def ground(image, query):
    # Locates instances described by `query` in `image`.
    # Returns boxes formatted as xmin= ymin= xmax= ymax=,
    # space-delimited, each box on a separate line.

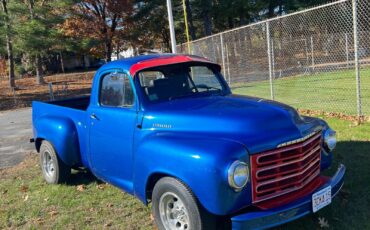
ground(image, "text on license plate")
xmin=312 ymin=186 xmax=332 ymax=213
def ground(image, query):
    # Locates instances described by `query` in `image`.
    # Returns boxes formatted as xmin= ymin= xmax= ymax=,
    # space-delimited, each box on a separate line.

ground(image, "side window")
xmin=100 ymin=72 xmax=134 ymax=107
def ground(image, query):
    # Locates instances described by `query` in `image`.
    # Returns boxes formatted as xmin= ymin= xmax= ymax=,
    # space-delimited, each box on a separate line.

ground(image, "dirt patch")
xmin=298 ymin=109 xmax=370 ymax=124
xmin=0 ymin=153 xmax=38 ymax=179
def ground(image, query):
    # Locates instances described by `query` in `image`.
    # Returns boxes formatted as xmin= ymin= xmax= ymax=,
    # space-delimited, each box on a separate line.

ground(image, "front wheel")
xmin=39 ymin=141 xmax=71 ymax=184
xmin=152 ymin=177 xmax=218 ymax=230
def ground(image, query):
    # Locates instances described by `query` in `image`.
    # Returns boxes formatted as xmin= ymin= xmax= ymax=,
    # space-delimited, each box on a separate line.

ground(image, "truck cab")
xmin=32 ymin=54 xmax=345 ymax=230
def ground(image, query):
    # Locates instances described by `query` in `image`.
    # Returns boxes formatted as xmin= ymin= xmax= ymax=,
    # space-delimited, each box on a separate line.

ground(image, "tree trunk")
xmin=103 ymin=25 xmax=112 ymax=62
xmin=203 ymin=13 xmax=212 ymax=36
xmin=59 ymin=51 xmax=65 ymax=73
xmin=278 ymin=0 xmax=283 ymax=16
xmin=162 ymin=31 xmax=171 ymax=52
xmin=201 ymin=0 xmax=212 ymax=36
xmin=185 ymin=0 xmax=196 ymax=40
xmin=268 ymin=0 xmax=275 ymax=18
xmin=227 ymin=16 xmax=234 ymax=29
xmin=28 ymin=0 xmax=44 ymax=84
xmin=104 ymin=41 xmax=112 ymax=62
xmin=35 ymin=55 xmax=44 ymax=85
xmin=116 ymin=42 xmax=120 ymax=60
xmin=6 ymin=36 xmax=15 ymax=88
xmin=1 ymin=0 xmax=15 ymax=89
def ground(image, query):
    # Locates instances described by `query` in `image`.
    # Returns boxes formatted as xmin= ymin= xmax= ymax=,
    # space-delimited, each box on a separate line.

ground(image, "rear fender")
xmin=34 ymin=115 xmax=80 ymax=166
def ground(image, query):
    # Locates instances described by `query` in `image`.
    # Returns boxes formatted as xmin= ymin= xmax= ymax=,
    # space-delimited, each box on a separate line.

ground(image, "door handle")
xmin=90 ymin=113 xmax=99 ymax=120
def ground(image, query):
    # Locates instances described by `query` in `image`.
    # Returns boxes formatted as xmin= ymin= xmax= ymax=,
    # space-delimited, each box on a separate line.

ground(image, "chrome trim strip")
xmin=277 ymin=130 xmax=321 ymax=148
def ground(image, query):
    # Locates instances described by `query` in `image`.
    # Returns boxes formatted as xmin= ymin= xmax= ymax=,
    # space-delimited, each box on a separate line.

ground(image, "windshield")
xmin=138 ymin=64 xmax=226 ymax=102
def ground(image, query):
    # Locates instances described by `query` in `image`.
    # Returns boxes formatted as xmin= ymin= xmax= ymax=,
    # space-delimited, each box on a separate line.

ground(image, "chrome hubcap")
xmin=42 ymin=151 xmax=55 ymax=178
xmin=159 ymin=192 xmax=190 ymax=230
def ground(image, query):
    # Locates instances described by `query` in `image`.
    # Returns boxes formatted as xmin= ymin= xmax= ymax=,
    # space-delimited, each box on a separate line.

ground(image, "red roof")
xmin=129 ymin=55 xmax=220 ymax=76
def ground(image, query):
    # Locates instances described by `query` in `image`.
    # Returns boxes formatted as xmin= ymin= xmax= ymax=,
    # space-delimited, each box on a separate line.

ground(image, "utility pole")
xmin=166 ymin=0 xmax=177 ymax=53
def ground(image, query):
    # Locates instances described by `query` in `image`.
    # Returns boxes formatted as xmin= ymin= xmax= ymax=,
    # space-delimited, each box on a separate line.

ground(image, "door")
xmin=88 ymin=71 xmax=137 ymax=192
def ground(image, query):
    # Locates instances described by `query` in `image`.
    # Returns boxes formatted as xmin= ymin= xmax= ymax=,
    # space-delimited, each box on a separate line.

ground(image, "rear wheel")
xmin=152 ymin=177 xmax=219 ymax=230
xmin=39 ymin=141 xmax=70 ymax=184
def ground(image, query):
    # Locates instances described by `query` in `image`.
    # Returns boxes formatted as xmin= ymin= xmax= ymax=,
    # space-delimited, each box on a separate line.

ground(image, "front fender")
xmin=33 ymin=115 xmax=80 ymax=166
xmin=302 ymin=116 xmax=333 ymax=170
xmin=133 ymin=132 xmax=252 ymax=215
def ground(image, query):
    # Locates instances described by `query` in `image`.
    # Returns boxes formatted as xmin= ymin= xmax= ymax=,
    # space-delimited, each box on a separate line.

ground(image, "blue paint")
xmin=32 ymin=54 xmax=345 ymax=228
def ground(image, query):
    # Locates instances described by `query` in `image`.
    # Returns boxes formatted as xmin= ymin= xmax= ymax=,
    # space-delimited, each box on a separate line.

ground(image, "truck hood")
xmin=142 ymin=94 xmax=324 ymax=154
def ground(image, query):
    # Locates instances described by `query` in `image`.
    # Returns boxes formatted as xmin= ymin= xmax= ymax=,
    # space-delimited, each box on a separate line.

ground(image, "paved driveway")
xmin=0 ymin=108 xmax=34 ymax=169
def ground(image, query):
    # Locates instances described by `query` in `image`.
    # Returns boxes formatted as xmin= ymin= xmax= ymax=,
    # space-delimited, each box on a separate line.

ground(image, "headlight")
xmin=324 ymin=128 xmax=337 ymax=151
xmin=228 ymin=160 xmax=249 ymax=191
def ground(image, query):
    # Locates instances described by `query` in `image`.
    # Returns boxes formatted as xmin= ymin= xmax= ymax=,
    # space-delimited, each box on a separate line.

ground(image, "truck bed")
xmin=47 ymin=96 xmax=90 ymax=111
xmin=32 ymin=96 xmax=91 ymax=168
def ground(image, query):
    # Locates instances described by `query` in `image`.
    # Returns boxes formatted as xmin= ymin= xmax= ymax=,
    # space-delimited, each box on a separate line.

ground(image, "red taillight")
xmin=250 ymin=132 xmax=322 ymax=203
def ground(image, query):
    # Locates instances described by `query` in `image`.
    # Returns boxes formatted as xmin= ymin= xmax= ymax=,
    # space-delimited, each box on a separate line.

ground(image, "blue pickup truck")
xmin=32 ymin=54 xmax=345 ymax=230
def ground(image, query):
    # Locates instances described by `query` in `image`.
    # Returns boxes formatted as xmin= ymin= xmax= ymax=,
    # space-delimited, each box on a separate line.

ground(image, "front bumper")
xmin=231 ymin=164 xmax=346 ymax=230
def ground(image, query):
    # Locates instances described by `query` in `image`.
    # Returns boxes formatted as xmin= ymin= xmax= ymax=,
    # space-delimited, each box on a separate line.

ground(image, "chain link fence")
xmin=178 ymin=0 xmax=370 ymax=117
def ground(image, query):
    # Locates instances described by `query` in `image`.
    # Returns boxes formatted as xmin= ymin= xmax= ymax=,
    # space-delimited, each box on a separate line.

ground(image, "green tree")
xmin=10 ymin=0 xmax=69 ymax=84
xmin=1 ymin=0 xmax=15 ymax=88
xmin=193 ymin=0 xmax=212 ymax=36
xmin=131 ymin=0 xmax=172 ymax=52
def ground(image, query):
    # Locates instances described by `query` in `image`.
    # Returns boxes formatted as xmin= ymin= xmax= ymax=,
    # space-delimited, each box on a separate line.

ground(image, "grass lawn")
xmin=0 ymin=116 xmax=369 ymax=229
xmin=232 ymin=68 xmax=370 ymax=116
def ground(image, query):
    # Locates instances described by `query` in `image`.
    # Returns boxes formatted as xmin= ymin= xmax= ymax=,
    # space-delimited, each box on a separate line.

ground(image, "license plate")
xmin=312 ymin=186 xmax=332 ymax=213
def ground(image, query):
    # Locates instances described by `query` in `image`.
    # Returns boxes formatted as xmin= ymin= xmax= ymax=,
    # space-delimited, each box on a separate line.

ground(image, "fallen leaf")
xmin=85 ymin=216 xmax=93 ymax=223
xmin=35 ymin=217 xmax=44 ymax=224
xmin=49 ymin=210 xmax=58 ymax=217
xmin=20 ymin=185 xmax=29 ymax=193
xmin=318 ymin=217 xmax=329 ymax=228
xmin=77 ymin=185 xmax=86 ymax=192
xmin=96 ymin=184 xmax=105 ymax=190
xmin=351 ymin=120 xmax=360 ymax=127
xmin=23 ymin=195 xmax=29 ymax=202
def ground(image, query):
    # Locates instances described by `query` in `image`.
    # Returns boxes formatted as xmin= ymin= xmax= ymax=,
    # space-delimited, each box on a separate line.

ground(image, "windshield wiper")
xmin=168 ymin=89 xmax=226 ymax=101
xmin=168 ymin=93 xmax=197 ymax=101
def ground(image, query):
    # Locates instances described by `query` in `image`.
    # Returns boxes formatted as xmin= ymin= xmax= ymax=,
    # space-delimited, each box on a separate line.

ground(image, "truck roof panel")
xmin=98 ymin=54 xmax=221 ymax=76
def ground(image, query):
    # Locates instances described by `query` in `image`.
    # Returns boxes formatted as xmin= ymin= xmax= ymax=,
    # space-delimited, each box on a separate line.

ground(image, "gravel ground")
xmin=0 ymin=108 xmax=34 ymax=169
